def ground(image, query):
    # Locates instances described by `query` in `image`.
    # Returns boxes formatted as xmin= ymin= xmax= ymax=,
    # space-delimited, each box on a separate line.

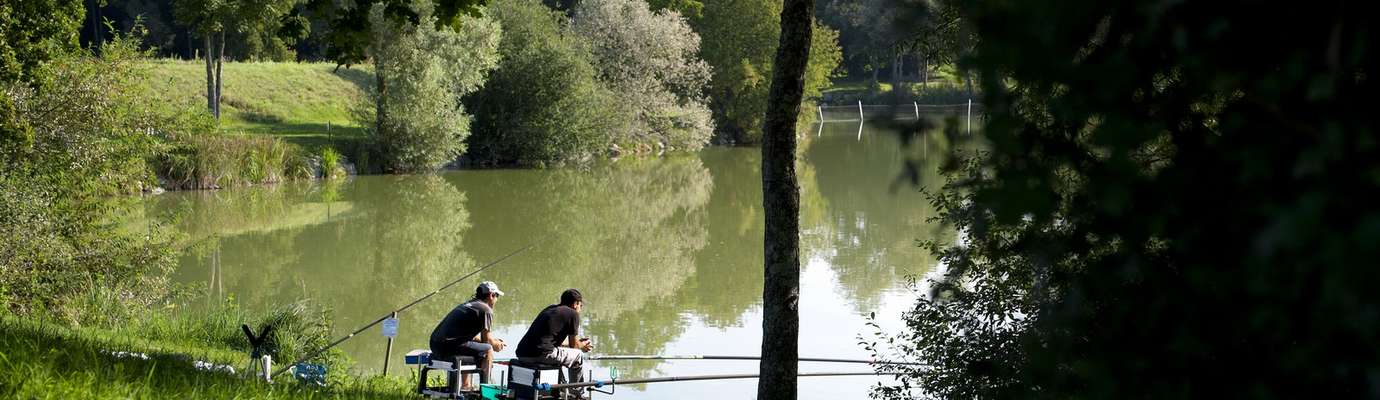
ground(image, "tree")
xmin=358 ymin=1 xmax=500 ymax=172
xmin=0 ymin=0 xmax=85 ymax=85
xmin=693 ymin=0 xmax=839 ymax=144
xmin=758 ymin=0 xmax=812 ymax=398
xmin=173 ymin=0 xmax=300 ymax=120
xmin=303 ymin=0 xmax=488 ymax=68
xmin=871 ymin=0 xmax=1376 ymax=398
xmin=2 ymin=30 xmax=185 ymax=314
xmin=464 ymin=0 xmax=626 ymax=166
xmin=570 ymin=0 xmax=714 ymax=152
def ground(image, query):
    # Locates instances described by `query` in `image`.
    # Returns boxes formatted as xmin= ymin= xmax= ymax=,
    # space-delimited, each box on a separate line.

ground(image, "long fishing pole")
xmin=539 ymin=371 xmax=906 ymax=391
xmin=585 ymin=355 xmax=926 ymax=366
xmin=270 ymin=236 xmax=548 ymax=378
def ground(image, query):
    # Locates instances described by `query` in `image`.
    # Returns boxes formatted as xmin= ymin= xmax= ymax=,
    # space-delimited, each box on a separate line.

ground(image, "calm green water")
xmin=139 ymin=119 xmax=955 ymax=399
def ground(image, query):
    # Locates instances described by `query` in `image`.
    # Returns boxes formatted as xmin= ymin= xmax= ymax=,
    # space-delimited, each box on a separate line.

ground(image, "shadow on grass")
xmin=0 ymin=319 xmax=415 ymax=399
xmin=331 ymin=67 xmax=376 ymax=94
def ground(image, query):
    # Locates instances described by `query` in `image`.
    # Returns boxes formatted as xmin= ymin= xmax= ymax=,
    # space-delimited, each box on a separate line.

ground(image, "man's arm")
xmin=481 ymin=330 xmax=505 ymax=351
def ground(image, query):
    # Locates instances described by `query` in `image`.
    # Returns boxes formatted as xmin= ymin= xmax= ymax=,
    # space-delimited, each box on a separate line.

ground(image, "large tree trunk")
xmin=214 ymin=30 xmax=225 ymax=120
xmin=373 ymin=55 xmax=386 ymax=146
xmin=891 ymin=49 xmax=903 ymax=100
xmin=204 ymin=35 xmax=214 ymax=115
xmin=757 ymin=0 xmax=811 ymax=398
xmin=921 ymin=53 xmax=929 ymax=90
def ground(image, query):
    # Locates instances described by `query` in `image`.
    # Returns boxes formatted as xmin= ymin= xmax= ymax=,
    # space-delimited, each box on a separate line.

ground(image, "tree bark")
xmin=373 ymin=53 xmax=387 ymax=146
xmin=891 ymin=49 xmax=903 ymax=100
xmin=204 ymin=35 xmax=214 ymax=115
xmin=921 ymin=54 xmax=929 ymax=90
xmin=758 ymin=0 xmax=810 ymax=398
xmin=215 ymin=30 xmax=225 ymax=120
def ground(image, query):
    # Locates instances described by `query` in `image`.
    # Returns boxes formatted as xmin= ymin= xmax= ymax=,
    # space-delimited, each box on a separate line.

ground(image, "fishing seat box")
xmin=507 ymin=358 xmax=565 ymax=400
xmin=407 ymin=349 xmax=483 ymax=398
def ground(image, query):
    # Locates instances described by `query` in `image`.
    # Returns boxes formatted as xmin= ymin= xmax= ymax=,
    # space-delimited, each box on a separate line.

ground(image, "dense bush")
xmin=466 ymin=0 xmax=628 ymax=166
xmin=571 ymin=0 xmax=714 ymax=152
xmin=357 ymin=2 xmax=501 ymax=173
xmin=1 ymin=32 xmax=182 ymax=315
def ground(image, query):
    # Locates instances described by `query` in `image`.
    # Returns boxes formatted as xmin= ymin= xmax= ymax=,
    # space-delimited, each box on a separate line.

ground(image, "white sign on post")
xmin=382 ymin=317 xmax=399 ymax=338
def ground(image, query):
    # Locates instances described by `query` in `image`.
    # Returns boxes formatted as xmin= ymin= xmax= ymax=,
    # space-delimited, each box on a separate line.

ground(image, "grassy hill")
xmin=143 ymin=60 xmax=373 ymax=148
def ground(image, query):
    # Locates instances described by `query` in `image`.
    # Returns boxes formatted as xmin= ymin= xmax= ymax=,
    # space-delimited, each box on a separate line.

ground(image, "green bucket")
xmin=480 ymin=384 xmax=508 ymax=400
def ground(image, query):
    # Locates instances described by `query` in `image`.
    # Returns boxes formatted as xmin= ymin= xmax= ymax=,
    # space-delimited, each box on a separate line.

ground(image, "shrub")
xmin=466 ymin=0 xmax=628 ymax=166
xmin=571 ymin=0 xmax=714 ymax=152
xmin=355 ymin=2 xmax=501 ymax=173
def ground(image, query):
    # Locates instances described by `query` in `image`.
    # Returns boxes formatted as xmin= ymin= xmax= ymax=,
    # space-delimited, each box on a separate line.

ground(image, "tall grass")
xmin=158 ymin=134 xmax=314 ymax=190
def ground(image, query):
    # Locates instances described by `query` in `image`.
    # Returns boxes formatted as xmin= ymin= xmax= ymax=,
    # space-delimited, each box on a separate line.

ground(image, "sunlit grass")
xmin=0 ymin=309 xmax=414 ymax=399
xmin=141 ymin=60 xmax=372 ymax=148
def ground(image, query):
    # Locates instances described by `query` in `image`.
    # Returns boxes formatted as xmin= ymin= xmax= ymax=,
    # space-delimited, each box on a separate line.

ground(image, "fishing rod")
xmin=539 ymin=371 xmax=906 ymax=391
xmin=270 ymin=236 xmax=548 ymax=378
xmin=584 ymin=355 xmax=926 ymax=366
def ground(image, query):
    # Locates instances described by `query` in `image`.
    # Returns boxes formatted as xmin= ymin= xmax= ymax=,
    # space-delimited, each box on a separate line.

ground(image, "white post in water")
xmin=816 ymin=105 xmax=825 ymax=137
xmin=857 ymin=100 xmax=864 ymax=122
xmin=966 ymin=99 xmax=973 ymax=135
xmin=913 ymin=101 xmax=920 ymax=120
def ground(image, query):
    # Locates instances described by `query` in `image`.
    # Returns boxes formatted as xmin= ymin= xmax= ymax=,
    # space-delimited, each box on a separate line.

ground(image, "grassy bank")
xmin=0 ymin=317 xmax=412 ymax=399
xmin=0 ymin=298 xmax=413 ymax=399
xmin=142 ymin=60 xmax=371 ymax=149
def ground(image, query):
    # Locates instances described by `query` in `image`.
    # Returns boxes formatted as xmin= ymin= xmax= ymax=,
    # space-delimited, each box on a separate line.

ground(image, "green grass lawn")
xmin=0 ymin=317 xmax=414 ymax=399
xmin=143 ymin=60 xmax=373 ymax=149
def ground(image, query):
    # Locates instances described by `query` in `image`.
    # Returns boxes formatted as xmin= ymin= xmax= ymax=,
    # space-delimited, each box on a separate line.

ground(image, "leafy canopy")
xmin=872 ymin=0 xmax=1376 ymax=398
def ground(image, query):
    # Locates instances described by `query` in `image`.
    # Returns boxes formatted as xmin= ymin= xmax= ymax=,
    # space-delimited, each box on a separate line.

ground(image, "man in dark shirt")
xmin=430 ymin=281 xmax=507 ymax=388
xmin=516 ymin=288 xmax=593 ymax=395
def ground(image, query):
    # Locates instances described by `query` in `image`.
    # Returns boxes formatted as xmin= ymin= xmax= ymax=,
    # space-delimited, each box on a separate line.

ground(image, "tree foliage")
xmin=357 ymin=1 xmax=500 ymax=172
xmin=1 ymin=32 xmax=186 ymax=314
xmin=692 ymin=0 xmax=840 ymax=144
xmin=872 ymin=0 xmax=1376 ymax=398
xmin=465 ymin=0 xmax=625 ymax=166
xmin=0 ymin=0 xmax=85 ymax=84
xmin=570 ymin=0 xmax=713 ymax=152
xmin=302 ymin=0 xmax=489 ymax=67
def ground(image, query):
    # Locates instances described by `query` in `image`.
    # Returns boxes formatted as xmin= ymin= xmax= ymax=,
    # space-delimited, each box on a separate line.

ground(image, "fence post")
xmin=966 ymin=99 xmax=972 ymax=135
xmin=382 ymin=312 xmax=397 ymax=375
xmin=818 ymin=105 xmax=824 ymax=123
xmin=913 ymin=101 xmax=919 ymax=120
xmin=857 ymin=100 xmax=864 ymax=122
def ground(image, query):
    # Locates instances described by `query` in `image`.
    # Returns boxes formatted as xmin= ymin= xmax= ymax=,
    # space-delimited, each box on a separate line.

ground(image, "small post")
xmin=382 ymin=312 xmax=398 ymax=375
xmin=261 ymin=355 xmax=273 ymax=382
xmin=857 ymin=100 xmax=864 ymax=122
xmin=913 ymin=101 xmax=919 ymax=120
xmin=966 ymin=99 xmax=972 ymax=135
xmin=817 ymin=105 xmax=824 ymax=123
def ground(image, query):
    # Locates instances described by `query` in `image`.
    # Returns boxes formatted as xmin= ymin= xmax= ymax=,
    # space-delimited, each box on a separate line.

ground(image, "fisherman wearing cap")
xmin=430 ymin=281 xmax=507 ymax=389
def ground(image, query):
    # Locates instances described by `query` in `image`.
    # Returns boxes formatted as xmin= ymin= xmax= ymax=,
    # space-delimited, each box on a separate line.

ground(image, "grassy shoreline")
xmin=0 ymin=307 xmax=413 ymax=399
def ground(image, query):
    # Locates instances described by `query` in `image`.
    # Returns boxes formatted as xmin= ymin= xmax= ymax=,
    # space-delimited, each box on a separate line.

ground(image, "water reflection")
xmin=143 ymin=120 xmax=954 ymax=397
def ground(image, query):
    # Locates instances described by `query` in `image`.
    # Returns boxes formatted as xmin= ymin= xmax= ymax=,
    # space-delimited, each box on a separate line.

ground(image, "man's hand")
xmin=579 ymin=337 xmax=594 ymax=353
xmin=493 ymin=338 xmax=506 ymax=352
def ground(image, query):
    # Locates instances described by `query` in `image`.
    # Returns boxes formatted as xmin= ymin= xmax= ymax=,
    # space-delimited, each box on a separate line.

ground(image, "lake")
xmin=138 ymin=118 xmax=959 ymax=399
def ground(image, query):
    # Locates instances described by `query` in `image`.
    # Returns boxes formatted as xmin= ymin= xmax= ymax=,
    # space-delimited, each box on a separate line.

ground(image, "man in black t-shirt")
xmin=516 ymin=288 xmax=593 ymax=395
xmin=431 ymin=281 xmax=507 ymax=388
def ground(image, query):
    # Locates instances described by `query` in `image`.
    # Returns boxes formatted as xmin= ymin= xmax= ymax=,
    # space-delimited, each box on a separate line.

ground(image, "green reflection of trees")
xmin=467 ymin=156 xmax=711 ymax=322
xmin=802 ymin=121 xmax=951 ymax=312
xmin=457 ymin=156 xmax=713 ymax=377
xmin=676 ymin=149 xmax=765 ymax=328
